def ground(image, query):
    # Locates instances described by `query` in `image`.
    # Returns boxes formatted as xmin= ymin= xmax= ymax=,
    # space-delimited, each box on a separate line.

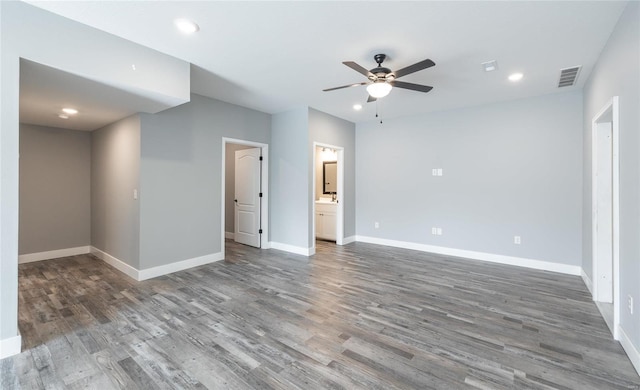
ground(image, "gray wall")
xmin=270 ymin=108 xmax=310 ymax=249
xmin=270 ymin=107 xmax=356 ymax=249
xmin=309 ymin=108 xmax=356 ymax=241
xmin=225 ymin=143 xmax=253 ymax=234
xmin=139 ymin=94 xmax=270 ymax=269
xmin=91 ymin=115 xmax=141 ymax=268
xmin=19 ymin=124 xmax=91 ymax=254
xmin=356 ymin=92 xmax=583 ymax=266
xmin=582 ymin=1 xmax=640 ymax=352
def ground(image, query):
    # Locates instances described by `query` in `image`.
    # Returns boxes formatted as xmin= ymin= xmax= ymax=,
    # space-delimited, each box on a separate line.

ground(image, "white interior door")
xmin=234 ymin=148 xmax=261 ymax=248
xmin=595 ymin=122 xmax=613 ymax=303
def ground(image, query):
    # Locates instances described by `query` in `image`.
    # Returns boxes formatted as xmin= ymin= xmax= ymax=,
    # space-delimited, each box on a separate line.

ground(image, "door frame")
xmin=312 ymin=142 xmax=344 ymax=252
xmin=221 ymin=138 xmax=269 ymax=257
xmin=591 ymin=96 xmax=620 ymax=339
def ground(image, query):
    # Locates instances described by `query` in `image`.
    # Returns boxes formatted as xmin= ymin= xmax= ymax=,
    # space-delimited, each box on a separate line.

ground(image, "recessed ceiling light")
xmin=482 ymin=60 xmax=498 ymax=72
xmin=58 ymin=114 xmax=69 ymax=119
xmin=175 ymin=18 xmax=199 ymax=34
xmin=353 ymin=104 xmax=362 ymax=111
xmin=62 ymin=108 xmax=78 ymax=115
xmin=508 ymin=73 xmax=524 ymax=82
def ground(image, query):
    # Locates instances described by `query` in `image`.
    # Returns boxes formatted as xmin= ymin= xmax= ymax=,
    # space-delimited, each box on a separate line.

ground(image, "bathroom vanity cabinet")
xmin=315 ymin=202 xmax=337 ymax=241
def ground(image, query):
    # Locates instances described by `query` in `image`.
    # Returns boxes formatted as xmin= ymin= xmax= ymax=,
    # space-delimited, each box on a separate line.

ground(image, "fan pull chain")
xmin=376 ymin=100 xmax=383 ymax=124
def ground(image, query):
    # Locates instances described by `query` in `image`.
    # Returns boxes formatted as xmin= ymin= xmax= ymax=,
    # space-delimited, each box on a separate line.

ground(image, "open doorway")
xmin=17 ymin=59 xmax=154 ymax=266
xmin=221 ymin=138 xmax=269 ymax=256
xmin=591 ymin=96 xmax=620 ymax=339
xmin=312 ymin=142 xmax=344 ymax=252
xmin=16 ymin=58 xmax=159 ymax=354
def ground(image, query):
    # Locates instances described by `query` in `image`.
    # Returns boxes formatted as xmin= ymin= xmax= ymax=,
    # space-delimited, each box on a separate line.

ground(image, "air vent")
xmin=558 ymin=66 xmax=581 ymax=87
xmin=481 ymin=60 xmax=498 ymax=72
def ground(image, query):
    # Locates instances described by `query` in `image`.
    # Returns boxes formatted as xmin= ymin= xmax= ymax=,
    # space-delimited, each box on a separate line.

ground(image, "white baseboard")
xmin=225 ymin=232 xmax=235 ymax=239
xmin=91 ymin=246 xmax=224 ymax=281
xmin=138 ymin=252 xmax=223 ymax=281
xmin=19 ymin=246 xmax=90 ymax=264
xmin=0 ymin=334 xmax=21 ymax=359
xmin=342 ymin=235 xmax=356 ymax=245
xmin=618 ymin=325 xmax=640 ymax=376
xmin=581 ymin=269 xmax=593 ymax=295
xmin=354 ymin=236 xmax=581 ymax=276
xmin=269 ymin=241 xmax=313 ymax=257
xmin=90 ymin=247 xmax=139 ymax=280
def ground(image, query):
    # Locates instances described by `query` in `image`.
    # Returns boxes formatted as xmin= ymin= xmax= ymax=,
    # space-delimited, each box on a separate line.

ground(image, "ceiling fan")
xmin=323 ymin=54 xmax=435 ymax=102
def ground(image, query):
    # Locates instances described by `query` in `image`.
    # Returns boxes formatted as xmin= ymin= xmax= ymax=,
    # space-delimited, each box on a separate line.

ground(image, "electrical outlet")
xmin=437 ymin=168 xmax=443 ymax=176
xmin=432 ymin=169 xmax=437 ymax=176
xmin=514 ymin=236 xmax=521 ymax=245
xmin=374 ymin=222 xmax=379 ymax=229
xmin=629 ymin=295 xmax=634 ymax=315
xmin=133 ymin=189 xmax=138 ymax=200
xmin=437 ymin=227 xmax=442 ymax=235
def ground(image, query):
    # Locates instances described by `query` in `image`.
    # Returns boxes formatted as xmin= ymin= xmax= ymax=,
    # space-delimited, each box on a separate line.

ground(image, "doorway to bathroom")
xmin=312 ymin=143 xmax=344 ymax=252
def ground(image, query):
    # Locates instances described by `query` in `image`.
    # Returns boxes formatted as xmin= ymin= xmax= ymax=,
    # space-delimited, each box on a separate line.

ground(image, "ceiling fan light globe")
xmin=366 ymin=82 xmax=392 ymax=98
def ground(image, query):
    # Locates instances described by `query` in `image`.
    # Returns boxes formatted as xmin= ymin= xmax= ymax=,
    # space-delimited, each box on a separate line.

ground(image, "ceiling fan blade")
xmin=367 ymin=95 xmax=377 ymax=103
xmin=393 ymin=59 xmax=435 ymax=78
xmin=343 ymin=61 xmax=374 ymax=78
xmin=390 ymin=81 xmax=433 ymax=93
xmin=323 ymin=82 xmax=367 ymax=92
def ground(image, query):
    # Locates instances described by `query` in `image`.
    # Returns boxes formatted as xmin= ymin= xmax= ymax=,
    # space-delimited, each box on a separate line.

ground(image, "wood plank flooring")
xmin=2 ymin=240 xmax=639 ymax=389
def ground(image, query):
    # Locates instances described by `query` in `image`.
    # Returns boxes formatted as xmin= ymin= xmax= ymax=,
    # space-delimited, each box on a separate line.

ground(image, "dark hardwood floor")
xmin=1 ymin=240 xmax=639 ymax=389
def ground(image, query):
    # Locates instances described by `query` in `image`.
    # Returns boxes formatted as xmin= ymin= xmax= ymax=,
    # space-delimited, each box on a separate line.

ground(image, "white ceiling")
xmin=20 ymin=59 xmax=177 ymax=131
xmin=25 ymin=1 xmax=627 ymax=127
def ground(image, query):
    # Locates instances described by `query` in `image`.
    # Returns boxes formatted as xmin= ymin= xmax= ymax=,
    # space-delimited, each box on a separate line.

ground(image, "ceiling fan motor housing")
xmin=369 ymin=67 xmax=392 ymax=79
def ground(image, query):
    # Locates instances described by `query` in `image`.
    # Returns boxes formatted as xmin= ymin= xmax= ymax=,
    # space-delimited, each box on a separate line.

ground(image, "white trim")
xmin=342 ymin=235 xmax=356 ymax=245
xmin=619 ymin=325 xmax=640 ymax=376
xmin=18 ymin=246 xmax=90 ymax=263
xmin=91 ymin=247 xmax=138 ymax=280
xmin=91 ymin=246 xmax=224 ymax=281
xmin=612 ymin=96 xmax=621 ymax=340
xmin=225 ymin=232 xmax=235 ymax=240
xmin=269 ymin=241 xmax=313 ymax=257
xmin=591 ymin=96 xmax=620 ymax=339
xmin=137 ymin=252 xmax=223 ymax=281
xmin=221 ymin=138 xmax=269 ymax=257
xmin=355 ymin=236 xmax=581 ymax=275
xmin=0 ymin=334 xmax=21 ymax=359
xmin=581 ymin=269 xmax=593 ymax=295
xmin=336 ymin=148 xmax=345 ymax=246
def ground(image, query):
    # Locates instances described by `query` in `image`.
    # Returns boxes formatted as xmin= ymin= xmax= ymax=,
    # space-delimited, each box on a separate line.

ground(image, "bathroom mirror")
xmin=323 ymin=161 xmax=337 ymax=194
